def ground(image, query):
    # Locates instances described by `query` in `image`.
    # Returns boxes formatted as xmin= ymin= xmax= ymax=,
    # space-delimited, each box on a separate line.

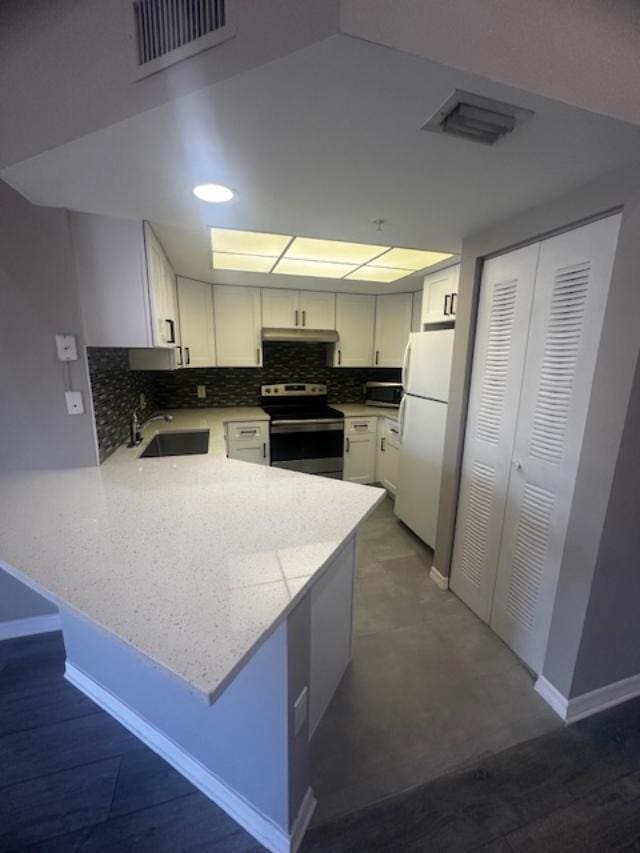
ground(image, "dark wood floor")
xmin=2 ymin=631 xmax=640 ymax=852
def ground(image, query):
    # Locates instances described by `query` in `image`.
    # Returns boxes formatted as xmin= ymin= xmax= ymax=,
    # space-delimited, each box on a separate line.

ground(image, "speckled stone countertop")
xmin=334 ymin=404 xmax=399 ymax=419
xmin=0 ymin=407 xmax=384 ymax=703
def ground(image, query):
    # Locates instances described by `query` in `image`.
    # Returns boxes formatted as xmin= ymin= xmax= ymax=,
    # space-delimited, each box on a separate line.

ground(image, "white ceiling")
xmin=4 ymin=34 xmax=640 ymax=293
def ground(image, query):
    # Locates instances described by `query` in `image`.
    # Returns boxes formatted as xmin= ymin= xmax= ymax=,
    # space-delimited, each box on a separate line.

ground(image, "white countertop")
xmin=0 ymin=407 xmax=383 ymax=703
xmin=334 ymin=404 xmax=399 ymax=419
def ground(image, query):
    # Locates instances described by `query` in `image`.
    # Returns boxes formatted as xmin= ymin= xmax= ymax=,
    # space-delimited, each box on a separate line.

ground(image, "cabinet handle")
xmin=380 ymin=437 xmax=386 ymax=452
xmin=256 ymin=348 xmax=261 ymax=365
xmin=263 ymin=442 xmax=267 ymax=459
xmin=450 ymin=292 xmax=457 ymax=316
xmin=375 ymin=350 xmax=380 ymax=365
xmin=302 ymin=310 xmax=306 ymax=327
xmin=166 ymin=318 xmax=176 ymax=343
xmin=443 ymin=294 xmax=451 ymax=317
xmin=337 ymin=349 xmax=342 ymax=366
xmin=345 ymin=437 xmax=350 ymax=453
xmin=295 ymin=310 xmax=299 ymax=327
xmin=185 ymin=346 xmax=191 ymax=365
xmin=176 ymin=346 xmax=183 ymax=367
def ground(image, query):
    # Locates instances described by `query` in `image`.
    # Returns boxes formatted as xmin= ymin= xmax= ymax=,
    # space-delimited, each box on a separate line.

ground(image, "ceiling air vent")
xmin=130 ymin=0 xmax=235 ymax=80
xmin=422 ymin=90 xmax=534 ymax=146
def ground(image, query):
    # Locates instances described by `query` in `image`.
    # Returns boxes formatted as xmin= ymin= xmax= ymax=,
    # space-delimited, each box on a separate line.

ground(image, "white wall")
xmin=341 ymin=0 xmax=640 ymax=125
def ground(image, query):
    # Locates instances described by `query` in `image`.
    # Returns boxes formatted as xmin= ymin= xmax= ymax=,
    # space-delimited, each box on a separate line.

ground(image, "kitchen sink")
xmin=140 ymin=430 xmax=210 ymax=458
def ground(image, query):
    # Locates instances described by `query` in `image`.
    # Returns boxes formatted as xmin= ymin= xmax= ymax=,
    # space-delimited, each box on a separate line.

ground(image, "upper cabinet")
xmin=178 ymin=278 xmax=216 ymax=368
xmin=333 ymin=294 xmax=375 ymax=367
xmin=421 ymin=265 xmax=460 ymax=325
xmin=71 ymin=213 xmax=179 ymax=350
xmin=374 ymin=293 xmax=413 ymax=367
xmin=214 ymin=285 xmax=262 ymax=367
xmin=262 ymin=289 xmax=335 ymax=330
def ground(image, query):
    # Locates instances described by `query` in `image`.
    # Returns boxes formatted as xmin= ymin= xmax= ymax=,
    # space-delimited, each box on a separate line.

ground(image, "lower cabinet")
xmin=377 ymin=417 xmax=400 ymax=495
xmin=343 ymin=417 xmax=377 ymax=484
xmin=225 ymin=421 xmax=270 ymax=465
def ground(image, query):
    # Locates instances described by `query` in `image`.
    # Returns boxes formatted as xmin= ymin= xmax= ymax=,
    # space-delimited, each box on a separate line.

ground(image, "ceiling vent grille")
xmin=130 ymin=0 xmax=234 ymax=80
xmin=422 ymin=90 xmax=534 ymax=146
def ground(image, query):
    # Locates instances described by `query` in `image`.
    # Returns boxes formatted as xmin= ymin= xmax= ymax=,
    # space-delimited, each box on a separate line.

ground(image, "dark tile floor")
xmin=2 ymin=497 xmax=640 ymax=851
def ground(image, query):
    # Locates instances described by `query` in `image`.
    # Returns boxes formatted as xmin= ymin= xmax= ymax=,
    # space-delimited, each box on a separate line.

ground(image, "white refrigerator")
xmin=394 ymin=329 xmax=455 ymax=548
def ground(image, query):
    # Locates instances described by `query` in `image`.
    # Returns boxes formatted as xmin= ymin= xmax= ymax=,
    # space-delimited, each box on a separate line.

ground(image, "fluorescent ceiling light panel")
xmin=211 ymin=228 xmax=291 ymax=257
xmin=370 ymin=248 xmax=453 ymax=269
xmin=273 ymin=258 xmax=357 ymax=279
xmin=213 ymin=252 xmax=276 ymax=273
xmin=286 ymin=237 xmax=389 ymax=265
xmin=346 ymin=266 xmax=412 ymax=283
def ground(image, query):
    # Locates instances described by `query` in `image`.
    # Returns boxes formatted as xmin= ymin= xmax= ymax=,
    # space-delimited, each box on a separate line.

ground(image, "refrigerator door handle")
xmin=398 ymin=396 xmax=407 ymax=444
xmin=401 ymin=339 xmax=412 ymax=390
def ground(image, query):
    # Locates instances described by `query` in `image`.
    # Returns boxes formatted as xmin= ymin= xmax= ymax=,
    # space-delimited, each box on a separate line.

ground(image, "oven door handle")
xmin=271 ymin=421 xmax=345 ymax=433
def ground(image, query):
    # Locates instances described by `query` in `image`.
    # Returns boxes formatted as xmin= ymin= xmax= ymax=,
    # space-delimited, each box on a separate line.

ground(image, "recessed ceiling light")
xmin=211 ymin=228 xmax=291 ymax=256
xmin=369 ymin=248 xmax=453 ymax=270
xmin=213 ymin=253 xmax=276 ymax=273
xmin=272 ymin=257 xmax=357 ymax=279
xmin=347 ymin=266 xmax=413 ymax=283
xmin=286 ymin=237 xmax=389 ymax=265
xmin=193 ymin=183 xmax=235 ymax=203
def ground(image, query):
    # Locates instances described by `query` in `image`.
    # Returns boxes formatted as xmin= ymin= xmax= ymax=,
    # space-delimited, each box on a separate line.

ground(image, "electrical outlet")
xmin=139 ymin=393 xmax=146 ymax=409
xmin=55 ymin=334 xmax=78 ymax=362
xmin=65 ymin=391 xmax=84 ymax=415
xmin=197 ymin=385 xmax=207 ymax=399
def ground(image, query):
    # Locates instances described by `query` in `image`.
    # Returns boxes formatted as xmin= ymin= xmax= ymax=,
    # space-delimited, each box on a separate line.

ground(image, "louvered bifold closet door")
xmin=450 ymin=245 xmax=540 ymax=620
xmin=489 ymin=214 xmax=621 ymax=673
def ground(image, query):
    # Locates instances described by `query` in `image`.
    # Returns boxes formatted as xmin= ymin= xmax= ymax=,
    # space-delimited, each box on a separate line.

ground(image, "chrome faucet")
xmin=128 ymin=411 xmax=174 ymax=447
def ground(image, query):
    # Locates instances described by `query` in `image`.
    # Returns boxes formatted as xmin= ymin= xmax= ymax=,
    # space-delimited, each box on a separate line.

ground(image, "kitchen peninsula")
xmin=0 ymin=430 xmax=383 ymax=853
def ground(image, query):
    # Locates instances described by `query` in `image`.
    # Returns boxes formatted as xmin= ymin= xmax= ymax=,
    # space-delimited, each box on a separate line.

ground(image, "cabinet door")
xmin=300 ymin=291 xmax=336 ymax=329
xmin=343 ymin=418 xmax=377 ymax=483
xmin=411 ymin=290 xmax=423 ymax=332
xmin=374 ymin=293 xmax=413 ymax=367
xmin=214 ymin=286 xmax=262 ymax=367
xmin=378 ymin=419 xmax=400 ymax=494
xmin=450 ymin=246 xmax=539 ymax=621
xmin=262 ymin=289 xmax=299 ymax=329
xmin=227 ymin=442 xmax=270 ymax=466
xmin=145 ymin=223 xmax=179 ymax=349
xmin=422 ymin=265 xmax=460 ymax=324
xmin=334 ymin=294 xmax=375 ymax=367
xmin=178 ymin=278 xmax=216 ymax=368
xmin=489 ymin=214 xmax=621 ymax=673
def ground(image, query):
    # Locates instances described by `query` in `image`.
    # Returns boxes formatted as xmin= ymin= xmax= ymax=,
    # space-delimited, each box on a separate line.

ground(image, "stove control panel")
xmin=261 ymin=384 xmax=327 ymax=396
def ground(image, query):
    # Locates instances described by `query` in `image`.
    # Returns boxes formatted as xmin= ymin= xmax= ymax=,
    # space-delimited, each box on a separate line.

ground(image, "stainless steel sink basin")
xmin=140 ymin=430 xmax=210 ymax=458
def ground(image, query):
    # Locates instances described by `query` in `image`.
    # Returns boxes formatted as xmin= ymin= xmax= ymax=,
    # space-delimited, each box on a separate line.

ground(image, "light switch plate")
xmin=197 ymin=385 xmax=207 ymax=399
xmin=55 ymin=334 xmax=78 ymax=361
xmin=293 ymin=686 xmax=308 ymax=735
xmin=65 ymin=391 xmax=84 ymax=415
xmin=139 ymin=393 xmax=146 ymax=409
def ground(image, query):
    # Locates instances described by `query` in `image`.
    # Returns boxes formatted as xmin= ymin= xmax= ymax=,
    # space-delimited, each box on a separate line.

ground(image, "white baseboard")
xmin=429 ymin=566 xmax=449 ymax=590
xmin=0 ymin=612 xmax=61 ymax=641
xmin=535 ymin=672 xmax=640 ymax=724
xmin=65 ymin=663 xmax=316 ymax=853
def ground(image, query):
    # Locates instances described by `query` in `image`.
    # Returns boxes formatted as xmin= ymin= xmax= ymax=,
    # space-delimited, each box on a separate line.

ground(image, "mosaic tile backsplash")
xmin=88 ymin=343 xmax=400 ymax=462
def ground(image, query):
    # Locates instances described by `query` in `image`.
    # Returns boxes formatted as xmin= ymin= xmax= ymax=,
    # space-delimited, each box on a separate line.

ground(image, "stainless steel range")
xmin=260 ymin=384 xmax=344 ymax=479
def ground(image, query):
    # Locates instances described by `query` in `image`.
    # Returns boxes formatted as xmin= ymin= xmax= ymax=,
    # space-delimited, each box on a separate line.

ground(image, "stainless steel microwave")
xmin=364 ymin=381 xmax=403 ymax=409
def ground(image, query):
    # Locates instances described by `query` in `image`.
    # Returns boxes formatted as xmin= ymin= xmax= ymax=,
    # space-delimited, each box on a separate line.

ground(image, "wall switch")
xmin=197 ymin=385 xmax=207 ymax=399
xmin=55 ymin=334 xmax=78 ymax=361
xmin=139 ymin=393 xmax=146 ymax=409
xmin=293 ymin=686 xmax=308 ymax=736
xmin=65 ymin=391 xmax=84 ymax=415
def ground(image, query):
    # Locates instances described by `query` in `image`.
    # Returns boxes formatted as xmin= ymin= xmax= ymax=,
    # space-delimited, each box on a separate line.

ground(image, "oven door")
xmin=270 ymin=421 xmax=344 ymax=477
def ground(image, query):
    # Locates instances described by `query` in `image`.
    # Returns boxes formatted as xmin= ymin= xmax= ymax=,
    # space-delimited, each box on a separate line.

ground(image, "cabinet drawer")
xmin=345 ymin=417 xmax=377 ymax=435
xmin=226 ymin=421 xmax=268 ymax=441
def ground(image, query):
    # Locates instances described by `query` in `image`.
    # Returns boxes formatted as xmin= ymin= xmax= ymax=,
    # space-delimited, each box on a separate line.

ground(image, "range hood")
xmin=261 ymin=327 xmax=339 ymax=344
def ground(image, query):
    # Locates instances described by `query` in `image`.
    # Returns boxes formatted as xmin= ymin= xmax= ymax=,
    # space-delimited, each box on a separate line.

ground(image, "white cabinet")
xmin=262 ymin=289 xmax=335 ymax=330
xmin=377 ymin=417 xmax=400 ymax=495
xmin=421 ymin=265 xmax=460 ymax=325
xmin=225 ymin=421 xmax=269 ymax=465
xmin=373 ymin=293 xmax=413 ymax=367
xmin=214 ymin=286 xmax=262 ymax=367
xmin=450 ymin=215 xmax=621 ymax=673
xmin=343 ymin=417 xmax=377 ymax=484
xmin=71 ymin=213 xmax=179 ymax=350
xmin=411 ymin=290 xmax=423 ymax=332
xmin=333 ymin=294 xmax=375 ymax=367
xmin=178 ymin=278 xmax=216 ymax=368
